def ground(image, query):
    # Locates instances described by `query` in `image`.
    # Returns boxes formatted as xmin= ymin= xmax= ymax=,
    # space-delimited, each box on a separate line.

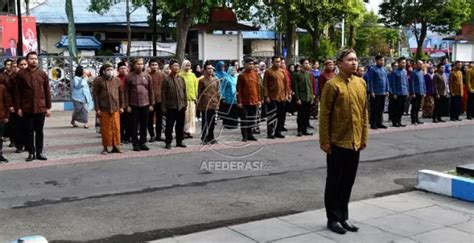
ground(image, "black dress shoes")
xmin=297 ymin=132 xmax=303 ymax=137
xmin=176 ymin=143 xmax=187 ymax=148
xmin=302 ymin=132 xmax=313 ymax=136
xmin=149 ymin=137 xmax=156 ymax=142
xmin=165 ymin=144 xmax=172 ymax=149
xmin=340 ymin=220 xmax=359 ymax=232
xmin=36 ymin=154 xmax=48 ymax=161
xmin=248 ymin=136 xmax=258 ymax=141
xmin=275 ymin=134 xmax=285 ymax=139
xmin=26 ymin=154 xmax=35 ymax=162
xmin=327 ymin=221 xmax=346 ymax=234
xmin=267 ymin=135 xmax=275 ymax=139
xmin=139 ymin=144 xmax=150 ymax=151
xmin=377 ymin=125 xmax=388 ymax=129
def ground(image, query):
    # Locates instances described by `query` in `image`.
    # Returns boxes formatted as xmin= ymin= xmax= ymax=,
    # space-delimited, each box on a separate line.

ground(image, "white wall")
xmin=453 ymin=42 xmax=474 ymax=62
xmin=251 ymin=40 xmax=274 ymax=56
xmin=39 ymin=25 xmax=65 ymax=54
xmin=199 ymin=32 xmax=243 ymax=61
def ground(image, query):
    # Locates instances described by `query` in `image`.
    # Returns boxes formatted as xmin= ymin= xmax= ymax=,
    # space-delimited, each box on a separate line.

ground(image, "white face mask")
xmin=105 ymin=70 xmax=114 ymax=78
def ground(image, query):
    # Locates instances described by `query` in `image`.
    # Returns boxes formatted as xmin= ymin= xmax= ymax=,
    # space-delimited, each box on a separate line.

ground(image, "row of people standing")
xmin=0 ymin=52 xmax=52 ymax=163
xmin=366 ymin=55 xmax=474 ymax=129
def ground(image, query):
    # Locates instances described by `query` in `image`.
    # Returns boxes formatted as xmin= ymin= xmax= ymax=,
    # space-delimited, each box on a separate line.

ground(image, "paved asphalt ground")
xmin=0 ymin=112 xmax=473 ymax=242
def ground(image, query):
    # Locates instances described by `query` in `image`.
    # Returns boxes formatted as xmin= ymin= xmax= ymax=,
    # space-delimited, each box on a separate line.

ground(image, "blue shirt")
xmin=390 ymin=68 xmax=408 ymax=96
xmin=368 ymin=65 xmax=389 ymax=95
xmin=410 ymin=69 xmax=426 ymax=95
xmin=312 ymin=69 xmax=321 ymax=80
xmin=71 ymin=76 xmax=93 ymax=111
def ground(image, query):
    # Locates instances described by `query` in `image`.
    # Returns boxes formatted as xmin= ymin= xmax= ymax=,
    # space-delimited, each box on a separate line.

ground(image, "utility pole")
xmin=17 ymin=0 xmax=23 ymax=56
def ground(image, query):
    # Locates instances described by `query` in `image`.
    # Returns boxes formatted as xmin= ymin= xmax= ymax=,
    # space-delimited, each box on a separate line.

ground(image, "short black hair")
xmin=397 ymin=57 xmax=406 ymax=63
xmin=117 ymin=61 xmax=127 ymax=69
xmin=375 ymin=55 xmax=384 ymax=61
xmin=300 ymin=58 xmax=309 ymax=65
xmin=26 ymin=51 xmax=38 ymax=59
xmin=169 ymin=59 xmax=179 ymax=66
xmin=149 ymin=58 xmax=159 ymax=65
xmin=454 ymin=61 xmax=461 ymax=65
xmin=4 ymin=59 xmax=13 ymax=66
xmin=9 ymin=38 xmax=16 ymax=43
xmin=16 ymin=57 xmax=26 ymax=65
xmin=271 ymin=56 xmax=281 ymax=62
xmin=204 ymin=60 xmax=213 ymax=69
xmin=391 ymin=62 xmax=397 ymax=68
xmin=336 ymin=48 xmax=356 ymax=62
xmin=75 ymin=66 xmax=84 ymax=77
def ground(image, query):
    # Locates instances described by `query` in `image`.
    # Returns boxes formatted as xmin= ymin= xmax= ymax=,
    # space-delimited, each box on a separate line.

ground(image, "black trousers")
xmin=297 ymin=101 xmax=311 ymax=133
xmin=450 ymin=95 xmax=462 ymax=120
xmin=10 ymin=113 xmax=25 ymax=150
xmin=0 ymin=122 xmax=4 ymax=154
xmin=201 ymin=110 xmax=216 ymax=143
xmin=24 ymin=113 xmax=45 ymax=155
xmin=120 ymin=112 xmax=131 ymax=143
xmin=165 ymin=108 xmax=185 ymax=145
xmin=410 ymin=94 xmax=423 ymax=122
xmin=266 ymin=101 xmax=286 ymax=136
xmin=391 ymin=95 xmax=407 ymax=125
xmin=148 ymin=103 xmax=163 ymax=139
xmin=239 ymin=105 xmax=257 ymax=139
xmin=370 ymin=95 xmax=385 ymax=127
xmin=433 ymin=95 xmax=447 ymax=121
xmin=131 ymin=106 xmax=149 ymax=146
xmin=325 ymin=145 xmax=360 ymax=222
xmin=466 ymin=93 xmax=474 ymax=118
xmin=388 ymin=96 xmax=395 ymax=121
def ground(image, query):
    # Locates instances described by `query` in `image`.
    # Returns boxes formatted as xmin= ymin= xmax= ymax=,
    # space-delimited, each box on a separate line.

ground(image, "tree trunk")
xmin=416 ymin=22 xmax=428 ymax=60
xmin=152 ymin=0 xmax=157 ymax=56
xmin=126 ymin=0 xmax=131 ymax=57
xmin=65 ymin=0 xmax=77 ymax=59
xmin=311 ymin=31 xmax=321 ymax=60
xmin=349 ymin=25 xmax=356 ymax=48
xmin=175 ymin=10 xmax=193 ymax=63
xmin=285 ymin=18 xmax=296 ymax=64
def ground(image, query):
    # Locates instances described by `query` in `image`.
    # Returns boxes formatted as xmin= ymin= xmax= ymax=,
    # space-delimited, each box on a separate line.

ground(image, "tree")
xmin=88 ymin=0 xmax=148 ymax=56
xmin=264 ymin=0 xmax=365 ymax=61
xmin=354 ymin=11 xmax=399 ymax=57
xmin=379 ymin=0 xmax=471 ymax=60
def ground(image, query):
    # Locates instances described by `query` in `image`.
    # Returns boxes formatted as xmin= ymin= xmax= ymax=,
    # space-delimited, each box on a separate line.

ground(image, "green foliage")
xmin=379 ymin=0 xmax=471 ymax=59
xmin=318 ymin=37 xmax=337 ymax=61
xmin=354 ymin=11 xmax=399 ymax=57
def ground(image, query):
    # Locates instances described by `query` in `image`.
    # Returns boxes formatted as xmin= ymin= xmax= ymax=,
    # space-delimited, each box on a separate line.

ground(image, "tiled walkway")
xmin=152 ymin=191 xmax=474 ymax=243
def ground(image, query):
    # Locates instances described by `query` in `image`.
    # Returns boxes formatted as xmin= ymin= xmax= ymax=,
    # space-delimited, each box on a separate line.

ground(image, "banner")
xmin=120 ymin=41 xmax=176 ymax=56
xmin=0 ymin=16 xmax=38 ymax=57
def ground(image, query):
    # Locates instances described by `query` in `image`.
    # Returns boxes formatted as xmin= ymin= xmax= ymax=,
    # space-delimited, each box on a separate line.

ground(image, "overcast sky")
xmin=365 ymin=0 xmax=383 ymax=15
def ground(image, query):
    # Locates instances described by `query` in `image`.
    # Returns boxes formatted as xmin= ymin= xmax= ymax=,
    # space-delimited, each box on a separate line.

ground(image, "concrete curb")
xmin=416 ymin=169 xmax=474 ymax=202
xmin=51 ymin=101 xmax=74 ymax=111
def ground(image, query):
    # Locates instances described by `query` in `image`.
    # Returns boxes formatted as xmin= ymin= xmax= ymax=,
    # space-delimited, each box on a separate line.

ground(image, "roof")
xmin=191 ymin=7 xmax=258 ymax=31
xmin=30 ymin=0 xmax=152 ymax=24
xmin=55 ymin=36 xmax=102 ymax=50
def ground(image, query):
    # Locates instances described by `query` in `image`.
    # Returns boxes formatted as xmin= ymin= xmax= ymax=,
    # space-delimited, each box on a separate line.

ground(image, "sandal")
xmin=101 ymin=149 xmax=108 ymax=155
xmin=71 ymin=121 xmax=78 ymax=128
xmin=84 ymin=125 xmax=89 ymax=129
